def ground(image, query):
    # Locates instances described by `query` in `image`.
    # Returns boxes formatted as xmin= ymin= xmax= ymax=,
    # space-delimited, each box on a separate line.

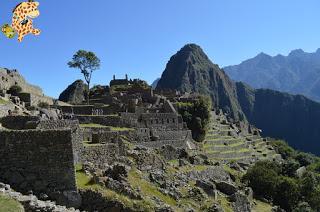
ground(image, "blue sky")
xmin=0 ymin=0 xmax=319 ymax=97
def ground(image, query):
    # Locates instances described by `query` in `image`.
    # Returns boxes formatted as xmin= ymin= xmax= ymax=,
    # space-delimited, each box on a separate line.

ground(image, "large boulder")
xmin=229 ymin=191 xmax=251 ymax=212
xmin=59 ymin=80 xmax=88 ymax=104
xmin=215 ymin=181 xmax=237 ymax=195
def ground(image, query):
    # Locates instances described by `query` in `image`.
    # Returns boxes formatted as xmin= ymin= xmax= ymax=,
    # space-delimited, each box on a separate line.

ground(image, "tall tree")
xmin=68 ymin=50 xmax=100 ymax=104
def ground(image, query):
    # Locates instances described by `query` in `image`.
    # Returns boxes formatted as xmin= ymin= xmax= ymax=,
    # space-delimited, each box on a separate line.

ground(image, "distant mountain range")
xmin=224 ymin=49 xmax=320 ymax=102
xmin=156 ymin=44 xmax=320 ymax=155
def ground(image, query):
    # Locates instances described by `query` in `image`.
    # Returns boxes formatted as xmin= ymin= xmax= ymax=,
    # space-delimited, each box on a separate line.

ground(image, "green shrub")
xmin=38 ymin=102 xmax=50 ymax=108
xmin=243 ymin=161 xmax=281 ymax=199
xmin=177 ymin=95 xmax=211 ymax=142
xmin=270 ymin=140 xmax=296 ymax=159
xmin=8 ymin=85 xmax=22 ymax=96
xmin=274 ymin=176 xmax=300 ymax=211
xmin=282 ymin=159 xmax=300 ymax=177
xmin=294 ymin=152 xmax=317 ymax=167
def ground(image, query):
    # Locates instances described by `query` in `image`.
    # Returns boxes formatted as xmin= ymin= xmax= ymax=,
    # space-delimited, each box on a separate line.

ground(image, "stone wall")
xmin=18 ymin=92 xmax=54 ymax=107
xmin=59 ymin=105 xmax=120 ymax=116
xmin=83 ymin=128 xmax=150 ymax=144
xmin=81 ymin=143 xmax=127 ymax=168
xmin=0 ymin=115 xmax=40 ymax=130
xmin=152 ymin=129 xmax=192 ymax=141
xmin=76 ymin=115 xmax=128 ymax=127
xmin=0 ymin=129 xmax=77 ymax=203
xmin=36 ymin=119 xmax=79 ymax=130
xmin=35 ymin=119 xmax=84 ymax=164
xmin=139 ymin=113 xmax=184 ymax=130
xmin=139 ymin=139 xmax=189 ymax=149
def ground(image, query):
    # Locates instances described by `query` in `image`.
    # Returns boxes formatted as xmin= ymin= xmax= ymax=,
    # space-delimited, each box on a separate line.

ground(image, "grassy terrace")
xmin=0 ymin=98 xmax=8 ymax=105
xmin=0 ymin=195 xmax=23 ymax=212
xmin=203 ymin=141 xmax=245 ymax=149
xmin=76 ymin=114 xmax=119 ymax=117
xmin=75 ymin=164 xmax=172 ymax=211
xmin=83 ymin=141 xmax=104 ymax=147
xmin=80 ymin=123 xmax=134 ymax=131
xmin=206 ymin=148 xmax=251 ymax=155
xmin=80 ymin=123 xmax=110 ymax=128
xmin=252 ymin=200 xmax=273 ymax=212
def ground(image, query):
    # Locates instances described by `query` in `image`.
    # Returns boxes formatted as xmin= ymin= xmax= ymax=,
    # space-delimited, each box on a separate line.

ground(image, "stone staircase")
xmin=203 ymin=111 xmax=282 ymax=164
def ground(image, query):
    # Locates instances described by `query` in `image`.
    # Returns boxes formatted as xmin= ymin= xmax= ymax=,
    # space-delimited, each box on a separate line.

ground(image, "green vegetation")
xmin=0 ymin=98 xmax=8 ymax=105
xmin=38 ymin=101 xmax=49 ymax=108
xmin=7 ymin=85 xmax=22 ymax=96
xmin=80 ymin=123 xmax=134 ymax=131
xmin=68 ymin=50 xmax=101 ymax=105
xmin=75 ymin=164 xmax=94 ymax=188
xmin=0 ymin=195 xmax=23 ymax=212
xmin=108 ymin=126 xmax=134 ymax=131
xmin=177 ymin=95 xmax=211 ymax=142
xmin=217 ymin=195 xmax=233 ymax=212
xmin=243 ymin=141 xmax=320 ymax=211
xmin=252 ymin=200 xmax=273 ymax=212
xmin=128 ymin=169 xmax=177 ymax=206
xmin=80 ymin=123 xmax=110 ymax=128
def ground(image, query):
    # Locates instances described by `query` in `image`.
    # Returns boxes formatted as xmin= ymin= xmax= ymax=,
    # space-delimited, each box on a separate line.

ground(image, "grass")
xmin=179 ymin=165 xmax=209 ymax=173
xmin=75 ymin=164 xmax=95 ymax=188
xmin=128 ymin=169 xmax=177 ymax=206
xmin=217 ymin=195 xmax=233 ymax=212
xmin=223 ymin=164 xmax=243 ymax=184
xmin=0 ymin=98 xmax=8 ymax=105
xmin=0 ymin=195 xmax=23 ymax=212
xmin=79 ymin=123 xmax=134 ymax=131
xmin=108 ymin=126 xmax=134 ymax=131
xmin=252 ymin=200 xmax=272 ymax=212
xmin=75 ymin=164 xmax=155 ymax=211
xmin=83 ymin=141 xmax=104 ymax=147
xmin=205 ymin=141 xmax=245 ymax=148
xmin=76 ymin=114 xmax=119 ymax=117
xmin=80 ymin=123 xmax=110 ymax=128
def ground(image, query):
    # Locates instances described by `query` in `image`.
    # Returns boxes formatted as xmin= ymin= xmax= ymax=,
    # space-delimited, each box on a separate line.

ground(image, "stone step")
xmin=204 ymin=138 xmax=242 ymax=146
xmin=205 ymin=134 xmax=238 ymax=140
xmin=204 ymin=142 xmax=248 ymax=152
xmin=206 ymin=149 xmax=252 ymax=159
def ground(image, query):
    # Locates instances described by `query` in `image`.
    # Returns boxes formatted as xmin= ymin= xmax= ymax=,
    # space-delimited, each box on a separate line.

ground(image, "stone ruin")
xmin=0 ymin=75 xmax=282 ymax=210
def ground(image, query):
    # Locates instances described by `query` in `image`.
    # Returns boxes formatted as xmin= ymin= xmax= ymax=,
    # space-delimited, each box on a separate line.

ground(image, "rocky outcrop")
xmin=0 ymin=68 xmax=43 ymax=96
xmin=156 ymin=44 xmax=245 ymax=121
xmin=0 ymin=182 xmax=79 ymax=212
xmin=59 ymin=80 xmax=88 ymax=104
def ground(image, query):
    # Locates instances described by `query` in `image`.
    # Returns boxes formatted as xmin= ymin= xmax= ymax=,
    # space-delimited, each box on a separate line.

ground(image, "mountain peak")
xmin=156 ymin=44 xmax=244 ymax=121
xmin=256 ymin=52 xmax=271 ymax=58
xmin=180 ymin=43 xmax=202 ymax=51
xmin=289 ymin=49 xmax=305 ymax=56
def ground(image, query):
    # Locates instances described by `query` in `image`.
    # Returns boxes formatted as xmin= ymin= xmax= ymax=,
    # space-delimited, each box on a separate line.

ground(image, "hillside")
xmin=224 ymin=49 xmax=320 ymax=102
xmin=156 ymin=44 xmax=320 ymax=155
xmin=156 ymin=44 xmax=245 ymax=121
xmin=236 ymin=82 xmax=320 ymax=154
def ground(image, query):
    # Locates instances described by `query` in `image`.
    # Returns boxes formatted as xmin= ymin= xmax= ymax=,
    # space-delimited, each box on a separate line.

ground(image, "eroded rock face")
xmin=215 ymin=181 xmax=237 ymax=196
xmin=0 ymin=68 xmax=43 ymax=96
xmin=229 ymin=191 xmax=251 ymax=212
xmin=59 ymin=80 xmax=87 ymax=104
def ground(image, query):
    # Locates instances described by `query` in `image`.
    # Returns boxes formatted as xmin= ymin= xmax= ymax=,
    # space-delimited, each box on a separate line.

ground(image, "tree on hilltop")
xmin=68 ymin=50 xmax=101 ymax=104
